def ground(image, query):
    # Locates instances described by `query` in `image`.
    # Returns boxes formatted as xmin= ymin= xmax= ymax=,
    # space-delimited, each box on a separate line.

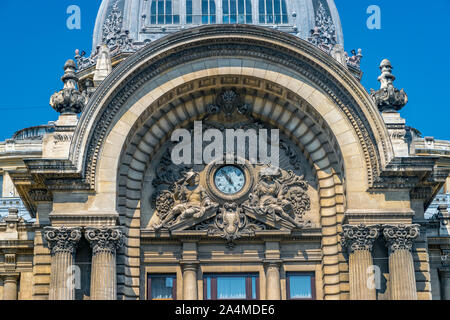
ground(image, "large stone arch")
xmin=68 ymin=25 xmax=395 ymax=300
xmin=113 ymin=77 xmax=347 ymax=299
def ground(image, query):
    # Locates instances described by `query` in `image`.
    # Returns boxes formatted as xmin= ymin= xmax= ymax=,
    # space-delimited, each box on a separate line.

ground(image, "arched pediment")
xmin=70 ymin=24 xmax=393 ymax=190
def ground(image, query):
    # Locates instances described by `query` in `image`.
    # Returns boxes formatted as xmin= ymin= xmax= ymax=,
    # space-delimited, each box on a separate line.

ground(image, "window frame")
xmin=147 ymin=274 xmax=177 ymax=300
xmin=203 ymin=273 xmax=260 ymax=300
xmin=150 ymin=0 xmax=180 ymax=25
xmin=222 ymin=0 xmax=252 ymax=24
xmin=258 ymin=0 xmax=288 ymax=24
xmin=286 ymin=272 xmax=316 ymax=300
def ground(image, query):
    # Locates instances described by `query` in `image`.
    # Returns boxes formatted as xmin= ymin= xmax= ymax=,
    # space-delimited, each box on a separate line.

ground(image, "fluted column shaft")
xmin=265 ymin=262 xmax=281 ymax=300
xmin=44 ymin=227 xmax=82 ymax=300
xmin=341 ymin=224 xmax=379 ymax=300
xmin=3 ymin=274 xmax=19 ymax=300
xmin=182 ymin=263 xmax=198 ymax=300
xmin=85 ymin=227 xmax=123 ymax=300
xmin=383 ymin=225 xmax=420 ymax=300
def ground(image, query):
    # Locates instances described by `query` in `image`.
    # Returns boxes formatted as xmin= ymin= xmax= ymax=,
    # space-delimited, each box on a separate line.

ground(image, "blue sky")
xmin=0 ymin=0 xmax=448 ymax=141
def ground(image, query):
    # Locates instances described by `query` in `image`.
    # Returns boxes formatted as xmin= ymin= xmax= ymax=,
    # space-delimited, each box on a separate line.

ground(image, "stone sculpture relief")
xmin=242 ymin=166 xmax=311 ymax=228
xmin=148 ymin=94 xmax=313 ymax=246
xmin=152 ymin=170 xmax=219 ymax=230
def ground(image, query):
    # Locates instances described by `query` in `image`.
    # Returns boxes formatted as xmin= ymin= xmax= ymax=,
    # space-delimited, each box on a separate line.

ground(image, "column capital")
xmin=0 ymin=273 xmax=20 ymax=281
xmin=383 ymin=224 xmax=420 ymax=253
xmin=44 ymin=226 xmax=82 ymax=255
xmin=180 ymin=261 xmax=200 ymax=272
xmin=340 ymin=224 xmax=380 ymax=254
xmin=263 ymin=260 xmax=283 ymax=268
xmin=85 ymin=226 xmax=124 ymax=255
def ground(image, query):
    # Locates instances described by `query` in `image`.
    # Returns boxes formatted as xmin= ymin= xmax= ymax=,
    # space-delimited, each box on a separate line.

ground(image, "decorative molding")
xmin=383 ymin=224 xmax=420 ymax=253
xmin=43 ymin=226 xmax=82 ymax=255
xmin=85 ymin=226 xmax=124 ymax=255
xmin=340 ymin=224 xmax=380 ymax=254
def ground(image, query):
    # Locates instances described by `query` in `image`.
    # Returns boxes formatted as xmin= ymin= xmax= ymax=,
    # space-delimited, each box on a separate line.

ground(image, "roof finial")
xmin=370 ymin=59 xmax=408 ymax=112
xmin=50 ymin=60 xmax=85 ymax=114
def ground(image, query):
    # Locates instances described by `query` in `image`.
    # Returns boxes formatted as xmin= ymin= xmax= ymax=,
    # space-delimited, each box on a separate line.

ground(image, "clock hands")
xmin=223 ymin=171 xmax=235 ymax=187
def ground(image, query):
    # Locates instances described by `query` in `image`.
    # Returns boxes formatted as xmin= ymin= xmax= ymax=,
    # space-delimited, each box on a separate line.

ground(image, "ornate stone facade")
xmin=0 ymin=1 xmax=449 ymax=301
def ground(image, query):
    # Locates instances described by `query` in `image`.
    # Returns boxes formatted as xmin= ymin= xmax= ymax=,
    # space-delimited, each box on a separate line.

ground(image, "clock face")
xmin=214 ymin=166 xmax=246 ymax=195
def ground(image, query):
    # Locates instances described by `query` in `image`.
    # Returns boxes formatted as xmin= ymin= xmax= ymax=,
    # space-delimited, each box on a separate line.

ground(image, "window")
xmin=286 ymin=273 xmax=315 ymax=300
xmin=202 ymin=0 xmax=216 ymax=24
xmin=148 ymin=274 xmax=177 ymax=300
xmin=222 ymin=0 xmax=252 ymax=24
xmin=150 ymin=0 xmax=180 ymax=24
xmin=186 ymin=0 xmax=193 ymax=23
xmin=204 ymin=274 xmax=259 ymax=300
xmin=0 ymin=174 xmax=3 ymax=197
xmin=258 ymin=0 xmax=288 ymax=24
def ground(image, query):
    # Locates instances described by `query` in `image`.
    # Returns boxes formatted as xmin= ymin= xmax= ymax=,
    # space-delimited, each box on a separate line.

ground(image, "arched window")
xmin=222 ymin=0 xmax=252 ymax=24
xmin=202 ymin=0 xmax=216 ymax=24
xmin=150 ymin=0 xmax=180 ymax=24
xmin=258 ymin=0 xmax=288 ymax=24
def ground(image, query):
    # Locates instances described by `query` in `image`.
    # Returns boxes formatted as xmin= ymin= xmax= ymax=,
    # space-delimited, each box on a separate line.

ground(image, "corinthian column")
xmin=85 ymin=227 xmax=123 ymax=300
xmin=44 ymin=226 xmax=82 ymax=300
xmin=383 ymin=224 xmax=420 ymax=300
xmin=341 ymin=225 xmax=379 ymax=300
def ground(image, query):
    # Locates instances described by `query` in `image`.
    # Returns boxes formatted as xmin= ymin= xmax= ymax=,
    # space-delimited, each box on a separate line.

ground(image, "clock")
xmin=214 ymin=165 xmax=246 ymax=195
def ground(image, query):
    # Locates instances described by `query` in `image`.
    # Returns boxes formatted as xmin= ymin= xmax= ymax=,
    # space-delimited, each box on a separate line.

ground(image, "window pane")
xmin=246 ymin=0 xmax=252 ymax=23
xmin=151 ymin=276 xmax=174 ymax=299
xmin=0 ymin=175 xmax=3 ymax=197
xmin=258 ymin=0 xmax=265 ymax=23
xmin=217 ymin=276 xmax=246 ymax=299
xmin=186 ymin=0 xmax=192 ymax=23
xmin=165 ymin=0 xmax=172 ymax=23
xmin=274 ymin=0 xmax=280 ymax=23
xmin=281 ymin=0 xmax=288 ymax=23
xmin=151 ymin=1 xmax=157 ymax=24
xmin=266 ymin=0 xmax=273 ymax=23
xmin=222 ymin=0 xmax=229 ymax=23
xmin=230 ymin=0 xmax=237 ymax=23
xmin=252 ymin=276 xmax=256 ymax=299
xmin=207 ymin=277 xmax=212 ymax=300
xmin=289 ymin=275 xmax=312 ymax=299
xmin=158 ymin=0 xmax=164 ymax=23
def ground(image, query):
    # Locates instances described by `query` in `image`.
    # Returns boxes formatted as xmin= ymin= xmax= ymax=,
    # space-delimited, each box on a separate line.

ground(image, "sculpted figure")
xmin=153 ymin=170 xmax=218 ymax=230
xmin=244 ymin=166 xmax=310 ymax=228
